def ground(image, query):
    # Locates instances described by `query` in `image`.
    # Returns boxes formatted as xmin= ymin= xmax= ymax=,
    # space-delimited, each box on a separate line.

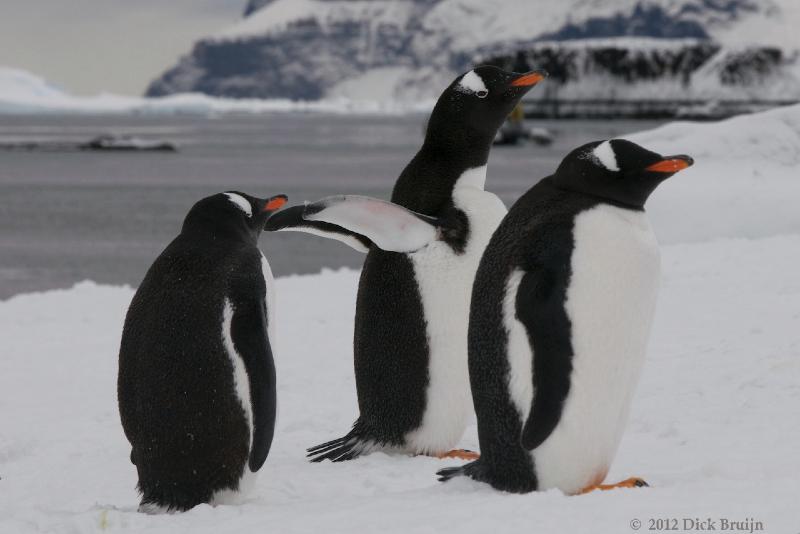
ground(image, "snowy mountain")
xmin=145 ymin=0 xmax=800 ymax=110
xmin=0 ymin=66 xmax=435 ymax=115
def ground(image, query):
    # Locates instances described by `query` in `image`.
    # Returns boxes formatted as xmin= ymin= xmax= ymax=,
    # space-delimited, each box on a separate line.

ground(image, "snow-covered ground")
xmin=0 ymin=67 xmax=434 ymax=116
xmin=1 ymin=107 xmax=799 ymax=532
xmin=632 ymin=103 xmax=800 ymax=244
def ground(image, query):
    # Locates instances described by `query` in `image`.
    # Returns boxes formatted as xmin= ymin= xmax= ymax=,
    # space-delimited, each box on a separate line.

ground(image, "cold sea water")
xmin=0 ymin=114 xmax=663 ymax=299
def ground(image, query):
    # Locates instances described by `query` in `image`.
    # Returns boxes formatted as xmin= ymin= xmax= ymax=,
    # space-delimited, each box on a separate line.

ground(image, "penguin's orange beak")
xmin=263 ymin=194 xmax=288 ymax=212
xmin=645 ymin=155 xmax=694 ymax=173
xmin=510 ymin=70 xmax=548 ymax=87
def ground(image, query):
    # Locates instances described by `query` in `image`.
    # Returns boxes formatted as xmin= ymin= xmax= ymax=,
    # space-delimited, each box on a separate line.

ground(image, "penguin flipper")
xmin=303 ymin=195 xmax=443 ymax=253
xmin=263 ymin=204 xmax=372 ymax=253
xmin=515 ymin=269 xmax=573 ymax=451
xmin=229 ymin=294 xmax=277 ymax=472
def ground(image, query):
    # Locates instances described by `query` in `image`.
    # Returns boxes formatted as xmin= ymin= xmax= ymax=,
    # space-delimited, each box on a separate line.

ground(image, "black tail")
xmin=436 ymin=465 xmax=468 ymax=482
xmin=437 ymin=459 xmax=538 ymax=493
xmin=436 ymin=460 xmax=482 ymax=483
xmin=307 ymin=427 xmax=379 ymax=463
xmin=137 ymin=481 xmax=209 ymax=513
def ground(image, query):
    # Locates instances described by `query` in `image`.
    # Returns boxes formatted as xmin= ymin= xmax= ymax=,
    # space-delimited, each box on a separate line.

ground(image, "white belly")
xmin=404 ymin=167 xmax=507 ymax=453
xmin=530 ymin=205 xmax=661 ymax=494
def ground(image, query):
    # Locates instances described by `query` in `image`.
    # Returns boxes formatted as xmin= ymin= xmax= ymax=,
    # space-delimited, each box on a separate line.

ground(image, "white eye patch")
xmin=457 ymin=70 xmax=488 ymax=96
xmin=224 ymin=192 xmax=253 ymax=218
xmin=590 ymin=140 xmax=620 ymax=172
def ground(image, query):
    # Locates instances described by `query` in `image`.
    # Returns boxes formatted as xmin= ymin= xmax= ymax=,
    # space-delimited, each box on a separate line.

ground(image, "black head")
xmin=425 ymin=65 xmax=548 ymax=151
xmin=181 ymin=191 xmax=288 ymax=244
xmin=553 ymin=139 xmax=694 ymax=209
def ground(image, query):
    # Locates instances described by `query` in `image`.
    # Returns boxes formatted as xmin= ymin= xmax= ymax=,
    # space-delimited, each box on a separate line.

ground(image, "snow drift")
xmin=631 ymin=103 xmax=800 ymax=243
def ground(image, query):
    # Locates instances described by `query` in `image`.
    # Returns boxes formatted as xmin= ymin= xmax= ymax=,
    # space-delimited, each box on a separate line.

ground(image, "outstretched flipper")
xmin=304 ymin=195 xmax=442 ymax=253
xmin=264 ymin=204 xmax=372 ymax=253
xmin=265 ymin=196 xmax=444 ymax=254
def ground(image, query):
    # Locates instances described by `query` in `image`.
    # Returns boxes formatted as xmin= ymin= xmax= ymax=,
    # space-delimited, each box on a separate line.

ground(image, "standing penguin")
xmin=438 ymin=139 xmax=693 ymax=494
xmin=118 ymin=191 xmax=288 ymax=512
xmin=266 ymin=66 xmax=547 ymax=461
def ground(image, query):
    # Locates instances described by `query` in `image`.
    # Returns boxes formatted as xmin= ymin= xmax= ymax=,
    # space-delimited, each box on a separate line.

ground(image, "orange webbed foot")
xmin=433 ymin=449 xmax=480 ymax=460
xmin=577 ymin=477 xmax=649 ymax=495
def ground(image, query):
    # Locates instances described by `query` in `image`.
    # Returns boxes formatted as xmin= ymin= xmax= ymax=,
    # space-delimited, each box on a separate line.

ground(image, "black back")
xmin=349 ymin=66 xmax=544 ymax=444
xmin=458 ymin=139 xmax=691 ymax=491
xmin=117 ymin=192 xmax=281 ymax=510
xmin=465 ymin=179 xmax=596 ymax=491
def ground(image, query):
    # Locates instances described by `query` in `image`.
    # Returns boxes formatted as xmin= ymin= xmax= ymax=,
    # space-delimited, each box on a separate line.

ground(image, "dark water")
xmin=0 ymin=114 xmax=663 ymax=299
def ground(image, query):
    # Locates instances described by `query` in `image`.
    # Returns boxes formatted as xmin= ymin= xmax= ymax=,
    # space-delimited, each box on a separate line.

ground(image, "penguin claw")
xmin=433 ymin=449 xmax=480 ymax=461
xmin=576 ymin=477 xmax=649 ymax=495
xmin=436 ymin=466 xmax=465 ymax=482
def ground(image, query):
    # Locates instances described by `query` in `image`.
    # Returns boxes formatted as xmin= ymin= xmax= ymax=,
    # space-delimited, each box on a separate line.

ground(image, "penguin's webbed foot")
xmin=577 ymin=477 xmax=649 ymax=495
xmin=432 ymin=449 xmax=480 ymax=461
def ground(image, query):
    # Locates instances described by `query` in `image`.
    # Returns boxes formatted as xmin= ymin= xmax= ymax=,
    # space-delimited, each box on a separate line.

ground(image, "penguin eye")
xmin=476 ymin=90 xmax=488 ymax=99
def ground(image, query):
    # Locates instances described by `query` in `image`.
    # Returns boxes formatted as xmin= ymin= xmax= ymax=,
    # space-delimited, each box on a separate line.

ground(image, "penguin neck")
xmin=391 ymin=139 xmax=490 ymax=214
xmin=182 ymin=216 xmax=258 ymax=246
xmin=422 ymin=128 xmax=493 ymax=171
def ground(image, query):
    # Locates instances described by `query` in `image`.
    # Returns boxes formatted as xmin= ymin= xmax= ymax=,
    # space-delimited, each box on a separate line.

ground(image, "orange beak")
xmin=263 ymin=195 xmax=288 ymax=212
xmin=644 ymin=156 xmax=694 ymax=173
xmin=510 ymin=70 xmax=548 ymax=87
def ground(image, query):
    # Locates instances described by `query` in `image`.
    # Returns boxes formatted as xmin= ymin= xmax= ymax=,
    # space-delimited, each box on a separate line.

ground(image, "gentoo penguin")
xmin=118 ymin=191 xmax=287 ymax=512
xmin=266 ymin=66 xmax=547 ymax=462
xmin=438 ymin=139 xmax=693 ymax=494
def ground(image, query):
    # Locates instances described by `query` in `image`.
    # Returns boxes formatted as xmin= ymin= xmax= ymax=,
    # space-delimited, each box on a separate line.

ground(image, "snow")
xmin=327 ymin=66 xmax=441 ymax=105
xmin=216 ymin=0 xmax=417 ymax=42
xmin=2 ymin=240 xmax=798 ymax=532
xmin=0 ymin=67 xmax=435 ymax=116
xmin=1 ymin=102 xmax=799 ymax=533
xmin=630 ymin=104 xmax=800 ymax=243
xmin=215 ymin=0 xmax=800 ymax=52
xmin=147 ymin=0 xmax=800 ymax=103
xmin=710 ymin=0 xmax=800 ymax=49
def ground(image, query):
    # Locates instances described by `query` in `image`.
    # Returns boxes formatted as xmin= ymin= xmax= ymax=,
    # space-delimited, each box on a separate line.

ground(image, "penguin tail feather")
xmin=306 ymin=430 xmax=376 ymax=463
xmin=436 ymin=460 xmax=483 ymax=483
xmin=437 ymin=460 xmax=538 ymax=493
xmin=436 ymin=465 xmax=468 ymax=482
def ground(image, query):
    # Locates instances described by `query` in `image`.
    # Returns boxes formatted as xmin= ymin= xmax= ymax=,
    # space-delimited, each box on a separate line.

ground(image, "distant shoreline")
xmin=524 ymin=99 xmax=800 ymax=120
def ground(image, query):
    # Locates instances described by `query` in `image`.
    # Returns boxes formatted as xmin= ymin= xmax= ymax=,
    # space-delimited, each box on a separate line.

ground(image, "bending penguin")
xmin=266 ymin=66 xmax=547 ymax=461
xmin=118 ymin=191 xmax=288 ymax=512
xmin=438 ymin=139 xmax=693 ymax=494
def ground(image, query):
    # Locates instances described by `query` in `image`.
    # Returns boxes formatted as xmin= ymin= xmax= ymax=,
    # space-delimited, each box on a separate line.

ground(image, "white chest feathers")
xmin=404 ymin=166 xmax=508 ymax=453
xmin=515 ymin=204 xmax=661 ymax=494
